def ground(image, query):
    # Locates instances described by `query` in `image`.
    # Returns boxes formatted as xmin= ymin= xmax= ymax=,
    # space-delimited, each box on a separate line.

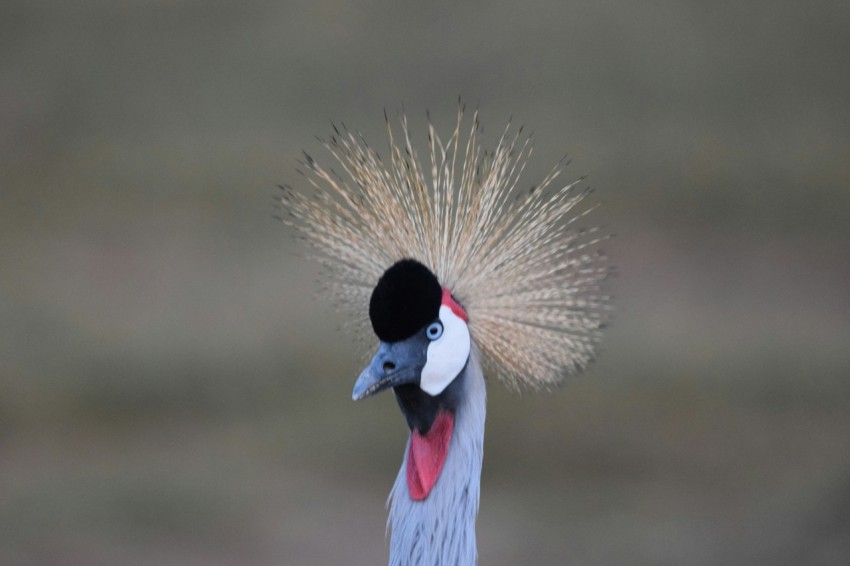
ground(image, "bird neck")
xmin=387 ymin=349 xmax=486 ymax=566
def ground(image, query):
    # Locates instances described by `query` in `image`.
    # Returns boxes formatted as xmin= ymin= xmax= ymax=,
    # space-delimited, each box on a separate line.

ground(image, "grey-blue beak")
xmin=352 ymin=336 xmax=428 ymax=400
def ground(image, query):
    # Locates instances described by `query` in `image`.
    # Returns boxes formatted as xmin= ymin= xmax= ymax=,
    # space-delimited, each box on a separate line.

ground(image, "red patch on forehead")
xmin=441 ymin=288 xmax=468 ymax=322
xmin=406 ymin=410 xmax=454 ymax=500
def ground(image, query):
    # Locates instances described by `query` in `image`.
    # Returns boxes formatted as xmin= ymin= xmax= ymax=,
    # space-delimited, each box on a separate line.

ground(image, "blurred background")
xmin=2 ymin=1 xmax=849 ymax=564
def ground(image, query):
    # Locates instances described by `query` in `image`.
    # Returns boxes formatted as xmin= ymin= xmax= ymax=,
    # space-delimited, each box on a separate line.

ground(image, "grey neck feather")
xmin=387 ymin=349 xmax=487 ymax=566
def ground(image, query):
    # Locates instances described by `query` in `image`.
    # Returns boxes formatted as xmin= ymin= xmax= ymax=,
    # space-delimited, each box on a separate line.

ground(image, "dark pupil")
xmin=428 ymin=324 xmax=438 ymax=336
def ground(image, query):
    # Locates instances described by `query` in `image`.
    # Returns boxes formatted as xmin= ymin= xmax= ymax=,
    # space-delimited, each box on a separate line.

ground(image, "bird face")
xmin=353 ymin=259 xmax=470 ymax=402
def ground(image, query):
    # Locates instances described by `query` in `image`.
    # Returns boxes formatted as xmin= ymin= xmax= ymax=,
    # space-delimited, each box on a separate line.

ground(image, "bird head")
xmin=353 ymin=258 xmax=470 ymax=403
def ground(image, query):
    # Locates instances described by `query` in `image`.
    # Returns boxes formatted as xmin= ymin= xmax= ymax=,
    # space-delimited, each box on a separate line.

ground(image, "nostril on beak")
xmin=383 ymin=361 xmax=396 ymax=373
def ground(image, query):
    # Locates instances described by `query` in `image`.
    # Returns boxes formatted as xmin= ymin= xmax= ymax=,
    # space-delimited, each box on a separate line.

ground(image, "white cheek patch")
xmin=420 ymin=305 xmax=471 ymax=396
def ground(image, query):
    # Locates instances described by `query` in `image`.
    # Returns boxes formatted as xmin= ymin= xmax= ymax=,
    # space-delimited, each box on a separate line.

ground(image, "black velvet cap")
xmin=369 ymin=259 xmax=442 ymax=343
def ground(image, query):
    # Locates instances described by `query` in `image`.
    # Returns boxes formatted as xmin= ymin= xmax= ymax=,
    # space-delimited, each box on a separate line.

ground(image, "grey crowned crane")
xmin=281 ymin=107 xmax=609 ymax=565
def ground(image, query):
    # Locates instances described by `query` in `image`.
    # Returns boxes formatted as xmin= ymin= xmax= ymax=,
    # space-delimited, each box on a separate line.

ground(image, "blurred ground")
xmin=1 ymin=1 xmax=849 ymax=564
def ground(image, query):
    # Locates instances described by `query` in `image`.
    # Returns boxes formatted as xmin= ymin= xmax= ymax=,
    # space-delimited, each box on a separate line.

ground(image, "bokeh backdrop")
xmin=2 ymin=1 xmax=849 ymax=564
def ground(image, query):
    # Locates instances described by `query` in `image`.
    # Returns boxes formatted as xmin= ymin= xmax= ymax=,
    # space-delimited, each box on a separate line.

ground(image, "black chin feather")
xmin=393 ymin=368 xmax=465 ymax=434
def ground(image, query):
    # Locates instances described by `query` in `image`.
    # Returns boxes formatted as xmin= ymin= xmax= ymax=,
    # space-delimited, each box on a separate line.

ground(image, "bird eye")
xmin=426 ymin=321 xmax=443 ymax=340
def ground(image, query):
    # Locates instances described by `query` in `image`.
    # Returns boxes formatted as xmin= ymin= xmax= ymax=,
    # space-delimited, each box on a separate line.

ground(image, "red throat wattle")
xmin=406 ymin=410 xmax=454 ymax=500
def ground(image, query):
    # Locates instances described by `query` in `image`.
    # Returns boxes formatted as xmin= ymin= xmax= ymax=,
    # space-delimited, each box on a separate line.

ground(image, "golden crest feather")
xmin=280 ymin=106 xmax=610 ymax=390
